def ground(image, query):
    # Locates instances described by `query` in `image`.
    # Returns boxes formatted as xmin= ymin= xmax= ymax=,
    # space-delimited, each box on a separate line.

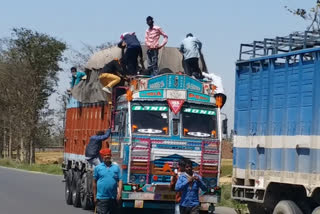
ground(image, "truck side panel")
xmin=233 ymin=48 xmax=320 ymax=193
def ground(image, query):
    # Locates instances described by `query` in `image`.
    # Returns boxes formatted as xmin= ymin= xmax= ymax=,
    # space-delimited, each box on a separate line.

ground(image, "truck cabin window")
xmin=131 ymin=105 xmax=169 ymax=135
xmin=182 ymin=108 xmax=217 ymax=138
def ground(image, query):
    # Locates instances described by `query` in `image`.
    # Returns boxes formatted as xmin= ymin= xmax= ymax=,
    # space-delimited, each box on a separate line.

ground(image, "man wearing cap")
xmin=93 ymin=148 xmax=122 ymax=214
xmin=85 ymin=129 xmax=111 ymax=166
xmin=118 ymin=32 xmax=144 ymax=75
xmin=145 ymin=16 xmax=168 ymax=76
xmin=70 ymin=67 xmax=86 ymax=88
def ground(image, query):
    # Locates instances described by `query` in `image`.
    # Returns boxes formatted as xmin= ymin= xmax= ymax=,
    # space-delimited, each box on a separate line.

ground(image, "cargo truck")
xmin=232 ymin=31 xmax=320 ymax=214
xmin=62 ymin=46 xmax=226 ymax=213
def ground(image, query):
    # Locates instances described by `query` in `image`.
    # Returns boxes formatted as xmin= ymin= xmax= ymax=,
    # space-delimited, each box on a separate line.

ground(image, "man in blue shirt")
xmin=85 ymin=129 xmax=111 ymax=166
xmin=93 ymin=148 xmax=122 ymax=214
xmin=118 ymin=32 xmax=144 ymax=75
xmin=175 ymin=159 xmax=207 ymax=214
xmin=179 ymin=34 xmax=203 ymax=79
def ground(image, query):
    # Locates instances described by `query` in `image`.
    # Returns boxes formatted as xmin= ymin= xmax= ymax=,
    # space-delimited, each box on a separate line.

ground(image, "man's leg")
xmin=190 ymin=205 xmax=200 ymax=214
xmin=184 ymin=59 xmax=192 ymax=76
xmin=179 ymin=206 xmax=188 ymax=214
xmin=189 ymin=58 xmax=202 ymax=78
xmin=126 ymin=47 xmax=139 ymax=75
xmin=106 ymin=74 xmax=121 ymax=88
xmin=147 ymin=49 xmax=159 ymax=76
xmin=97 ymin=199 xmax=108 ymax=214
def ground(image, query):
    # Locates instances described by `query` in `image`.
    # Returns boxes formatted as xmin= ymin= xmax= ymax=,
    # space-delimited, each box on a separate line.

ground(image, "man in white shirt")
xmin=180 ymin=33 xmax=202 ymax=79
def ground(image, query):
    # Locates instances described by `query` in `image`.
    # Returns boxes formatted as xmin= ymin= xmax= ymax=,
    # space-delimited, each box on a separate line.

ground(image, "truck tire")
xmin=312 ymin=207 xmax=320 ymax=214
xmin=80 ymin=172 xmax=93 ymax=210
xmin=72 ymin=170 xmax=81 ymax=207
xmin=273 ymin=200 xmax=303 ymax=214
xmin=65 ymin=169 xmax=73 ymax=205
xmin=247 ymin=202 xmax=267 ymax=214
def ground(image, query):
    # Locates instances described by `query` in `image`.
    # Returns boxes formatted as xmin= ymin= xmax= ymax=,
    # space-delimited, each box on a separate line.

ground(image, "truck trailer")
xmin=232 ymin=31 xmax=320 ymax=214
xmin=62 ymin=47 xmax=225 ymax=213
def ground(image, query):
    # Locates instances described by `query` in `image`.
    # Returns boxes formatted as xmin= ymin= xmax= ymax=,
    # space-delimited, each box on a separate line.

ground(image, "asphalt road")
xmin=0 ymin=167 xmax=236 ymax=214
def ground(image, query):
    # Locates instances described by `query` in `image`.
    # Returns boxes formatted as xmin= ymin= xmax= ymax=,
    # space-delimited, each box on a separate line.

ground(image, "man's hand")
xmin=94 ymin=197 xmax=97 ymax=205
xmin=193 ymin=175 xmax=199 ymax=181
xmin=188 ymin=176 xmax=194 ymax=183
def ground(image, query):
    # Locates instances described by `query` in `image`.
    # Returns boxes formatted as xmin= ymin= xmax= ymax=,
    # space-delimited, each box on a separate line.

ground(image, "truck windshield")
xmin=131 ymin=105 xmax=169 ymax=135
xmin=182 ymin=108 xmax=217 ymax=138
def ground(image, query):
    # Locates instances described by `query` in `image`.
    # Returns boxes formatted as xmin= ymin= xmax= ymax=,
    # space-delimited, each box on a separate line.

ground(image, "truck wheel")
xmin=247 ymin=202 xmax=267 ymax=214
xmin=72 ymin=170 xmax=81 ymax=207
xmin=312 ymin=207 xmax=320 ymax=214
xmin=65 ymin=169 xmax=73 ymax=205
xmin=273 ymin=200 xmax=303 ymax=214
xmin=80 ymin=172 xmax=93 ymax=210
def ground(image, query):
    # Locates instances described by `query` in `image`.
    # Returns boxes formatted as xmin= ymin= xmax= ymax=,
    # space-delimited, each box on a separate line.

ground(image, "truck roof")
xmin=238 ymin=30 xmax=320 ymax=62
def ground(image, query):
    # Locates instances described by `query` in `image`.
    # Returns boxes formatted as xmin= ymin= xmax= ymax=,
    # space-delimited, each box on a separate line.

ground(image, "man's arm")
xmin=196 ymin=38 xmax=202 ymax=51
xmin=117 ymin=180 xmax=123 ymax=201
xmin=93 ymin=178 xmax=97 ymax=204
xmin=158 ymin=28 xmax=168 ymax=48
xmin=194 ymin=175 xmax=207 ymax=191
xmin=179 ymin=43 xmax=184 ymax=53
xmin=175 ymin=176 xmax=190 ymax=191
xmin=94 ymin=128 xmax=111 ymax=141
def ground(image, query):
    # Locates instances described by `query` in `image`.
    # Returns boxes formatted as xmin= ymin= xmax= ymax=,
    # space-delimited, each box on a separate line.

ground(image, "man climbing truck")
xmin=62 ymin=46 xmax=226 ymax=213
xmin=232 ymin=31 xmax=320 ymax=214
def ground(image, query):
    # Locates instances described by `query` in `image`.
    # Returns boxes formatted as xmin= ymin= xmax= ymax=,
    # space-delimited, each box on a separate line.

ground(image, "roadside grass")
xmin=0 ymin=158 xmax=62 ymax=175
xmin=221 ymin=159 xmax=233 ymax=177
xmin=218 ymin=184 xmax=248 ymax=213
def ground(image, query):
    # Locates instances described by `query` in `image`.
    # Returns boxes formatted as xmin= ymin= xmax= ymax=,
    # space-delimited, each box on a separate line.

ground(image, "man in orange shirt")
xmin=145 ymin=16 xmax=168 ymax=76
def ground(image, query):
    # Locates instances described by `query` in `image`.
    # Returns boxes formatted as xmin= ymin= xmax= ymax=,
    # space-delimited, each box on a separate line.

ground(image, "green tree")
xmin=0 ymin=28 xmax=66 ymax=163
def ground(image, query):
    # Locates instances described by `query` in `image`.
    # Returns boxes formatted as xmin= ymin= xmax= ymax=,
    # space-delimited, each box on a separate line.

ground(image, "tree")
xmin=285 ymin=1 xmax=320 ymax=31
xmin=0 ymin=28 xmax=66 ymax=163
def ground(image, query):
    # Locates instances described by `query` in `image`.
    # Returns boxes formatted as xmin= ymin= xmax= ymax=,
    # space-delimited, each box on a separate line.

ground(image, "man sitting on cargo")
xmin=175 ymin=159 xmax=207 ymax=214
xmin=118 ymin=32 xmax=144 ymax=75
xmin=99 ymin=59 xmax=126 ymax=94
xmin=179 ymin=33 xmax=203 ymax=79
xmin=93 ymin=148 xmax=122 ymax=214
xmin=85 ymin=128 xmax=111 ymax=166
xmin=70 ymin=67 xmax=86 ymax=88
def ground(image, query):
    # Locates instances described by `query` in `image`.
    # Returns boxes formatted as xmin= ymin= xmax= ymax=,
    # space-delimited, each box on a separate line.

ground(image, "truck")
xmin=62 ymin=46 xmax=226 ymax=213
xmin=232 ymin=31 xmax=320 ymax=214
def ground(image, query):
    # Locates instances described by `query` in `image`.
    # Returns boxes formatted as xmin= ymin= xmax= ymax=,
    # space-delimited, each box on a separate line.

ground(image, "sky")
xmin=1 ymin=0 xmax=316 ymax=131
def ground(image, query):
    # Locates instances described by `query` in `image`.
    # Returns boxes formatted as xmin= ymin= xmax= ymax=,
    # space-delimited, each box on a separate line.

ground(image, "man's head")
xmin=99 ymin=148 xmax=112 ymax=166
xmin=186 ymin=33 xmax=193 ymax=38
xmin=146 ymin=16 xmax=154 ymax=27
xmin=185 ymin=159 xmax=193 ymax=175
xmin=179 ymin=159 xmax=186 ymax=172
xmin=70 ymin=67 xmax=77 ymax=77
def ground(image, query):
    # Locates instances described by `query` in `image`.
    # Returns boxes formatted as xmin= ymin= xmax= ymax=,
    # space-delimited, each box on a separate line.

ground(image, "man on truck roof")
xmin=99 ymin=59 xmax=126 ymax=94
xmin=93 ymin=148 xmax=122 ymax=214
xmin=179 ymin=33 xmax=203 ymax=79
xmin=85 ymin=128 xmax=111 ymax=166
xmin=145 ymin=16 xmax=168 ymax=76
xmin=118 ymin=32 xmax=144 ymax=75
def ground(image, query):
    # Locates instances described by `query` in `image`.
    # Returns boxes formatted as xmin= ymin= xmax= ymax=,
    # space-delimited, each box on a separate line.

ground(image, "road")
xmin=0 ymin=167 xmax=237 ymax=214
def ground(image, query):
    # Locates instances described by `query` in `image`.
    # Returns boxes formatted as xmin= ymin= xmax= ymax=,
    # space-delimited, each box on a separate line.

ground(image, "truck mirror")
xmin=222 ymin=119 xmax=228 ymax=134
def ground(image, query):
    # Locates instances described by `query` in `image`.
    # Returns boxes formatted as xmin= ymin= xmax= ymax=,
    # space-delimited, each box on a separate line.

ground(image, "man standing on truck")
xmin=179 ymin=33 xmax=202 ymax=79
xmin=93 ymin=148 xmax=122 ymax=214
xmin=145 ymin=16 xmax=168 ymax=76
xmin=85 ymin=128 xmax=111 ymax=166
xmin=175 ymin=159 xmax=207 ymax=214
xmin=118 ymin=32 xmax=144 ymax=75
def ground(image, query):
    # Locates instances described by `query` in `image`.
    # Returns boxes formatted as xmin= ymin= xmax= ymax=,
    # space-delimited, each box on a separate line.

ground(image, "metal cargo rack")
xmin=239 ymin=30 xmax=320 ymax=61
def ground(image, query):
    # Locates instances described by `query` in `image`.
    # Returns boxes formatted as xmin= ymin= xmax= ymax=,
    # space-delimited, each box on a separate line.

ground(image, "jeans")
xmin=180 ymin=205 xmax=200 ymax=214
xmin=86 ymin=156 xmax=102 ymax=166
xmin=96 ymin=199 xmax=117 ymax=214
xmin=123 ymin=46 xmax=142 ymax=75
xmin=184 ymin=57 xmax=202 ymax=79
xmin=147 ymin=49 xmax=159 ymax=76
xmin=99 ymin=73 xmax=121 ymax=88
